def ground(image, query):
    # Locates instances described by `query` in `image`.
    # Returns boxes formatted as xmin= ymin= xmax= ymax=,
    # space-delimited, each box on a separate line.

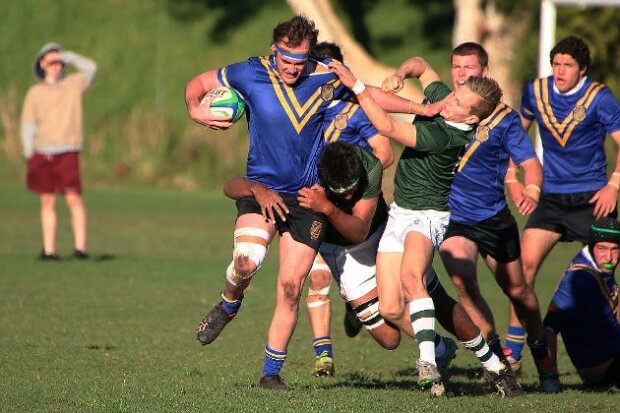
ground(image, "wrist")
xmin=352 ymin=79 xmax=366 ymax=95
xmin=608 ymin=172 xmax=620 ymax=190
xmin=525 ymin=184 xmax=541 ymax=202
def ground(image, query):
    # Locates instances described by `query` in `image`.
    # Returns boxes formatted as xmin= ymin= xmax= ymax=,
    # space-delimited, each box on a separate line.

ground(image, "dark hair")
xmin=318 ymin=142 xmax=363 ymax=195
xmin=451 ymin=42 xmax=489 ymax=68
xmin=465 ymin=76 xmax=503 ymax=120
xmin=311 ymin=41 xmax=343 ymax=62
xmin=272 ymin=14 xmax=319 ymax=49
xmin=550 ymin=36 xmax=591 ymax=71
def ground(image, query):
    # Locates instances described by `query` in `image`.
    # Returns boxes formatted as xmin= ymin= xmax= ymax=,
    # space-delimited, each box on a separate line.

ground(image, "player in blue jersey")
xmin=185 ymin=16 xmax=418 ymax=390
xmin=185 ymin=15 xmax=351 ymax=390
xmin=388 ymin=43 xmax=558 ymax=393
xmin=331 ymin=57 xmax=505 ymax=395
xmin=505 ymin=36 xmax=620 ymax=375
xmin=303 ymin=41 xmax=393 ymax=377
xmin=543 ymin=217 xmax=620 ymax=388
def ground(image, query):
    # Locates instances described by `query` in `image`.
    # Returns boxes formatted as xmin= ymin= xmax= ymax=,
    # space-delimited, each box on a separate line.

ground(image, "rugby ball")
xmin=201 ymin=86 xmax=246 ymax=123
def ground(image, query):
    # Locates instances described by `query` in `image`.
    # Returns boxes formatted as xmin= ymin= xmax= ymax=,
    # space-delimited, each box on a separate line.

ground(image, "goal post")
xmin=535 ymin=0 xmax=620 ymax=160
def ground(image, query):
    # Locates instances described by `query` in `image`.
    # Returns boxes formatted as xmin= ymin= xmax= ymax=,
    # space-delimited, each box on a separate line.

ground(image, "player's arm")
xmin=20 ymin=91 xmax=36 ymax=159
xmin=381 ymin=57 xmax=441 ymax=94
xmin=329 ymin=62 xmax=420 ymax=148
xmin=506 ymin=157 xmax=542 ymax=216
xmin=589 ymin=130 xmax=620 ymax=219
xmin=367 ymin=134 xmax=394 ymax=168
xmin=298 ymin=184 xmax=377 ymax=244
xmin=223 ymin=177 xmax=289 ymax=223
xmin=520 ymin=114 xmax=533 ymax=131
xmin=184 ymin=69 xmax=232 ymax=130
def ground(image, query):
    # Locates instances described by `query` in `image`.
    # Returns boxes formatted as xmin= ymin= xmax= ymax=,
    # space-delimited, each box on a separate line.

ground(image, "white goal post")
xmin=535 ymin=0 xmax=620 ymax=160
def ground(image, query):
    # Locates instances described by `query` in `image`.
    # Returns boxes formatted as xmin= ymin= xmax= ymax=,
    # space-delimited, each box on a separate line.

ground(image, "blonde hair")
xmin=465 ymin=76 xmax=502 ymax=119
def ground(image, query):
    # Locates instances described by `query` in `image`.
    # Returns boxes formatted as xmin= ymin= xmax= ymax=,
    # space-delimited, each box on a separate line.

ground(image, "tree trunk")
xmin=286 ymin=0 xmax=422 ymax=101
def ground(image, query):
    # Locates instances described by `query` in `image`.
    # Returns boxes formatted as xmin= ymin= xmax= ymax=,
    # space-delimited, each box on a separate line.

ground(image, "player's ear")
xmin=270 ymin=44 xmax=277 ymax=55
xmin=464 ymin=114 xmax=480 ymax=125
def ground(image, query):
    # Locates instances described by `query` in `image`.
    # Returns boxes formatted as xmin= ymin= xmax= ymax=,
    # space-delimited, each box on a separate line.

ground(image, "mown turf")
xmin=1 ymin=182 xmax=618 ymax=412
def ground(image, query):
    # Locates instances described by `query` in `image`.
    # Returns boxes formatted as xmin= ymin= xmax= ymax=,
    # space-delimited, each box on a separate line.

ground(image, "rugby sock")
xmin=462 ymin=334 xmax=504 ymax=374
xmin=262 ymin=346 xmax=287 ymax=376
xmin=505 ymin=325 xmax=526 ymax=361
xmin=220 ymin=292 xmax=243 ymax=316
xmin=410 ymin=298 xmax=436 ymax=365
xmin=434 ymin=334 xmax=447 ymax=359
xmin=527 ymin=337 xmax=556 ymax=377
xmin=487 ymin=334 xmax=504 ymax=360
xmin=312 ymin=336 xmax=333 ymax=358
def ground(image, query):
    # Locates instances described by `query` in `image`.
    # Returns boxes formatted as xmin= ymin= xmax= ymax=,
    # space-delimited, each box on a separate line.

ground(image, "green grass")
xmin=1 ymin=182 xmax=619 ymax=412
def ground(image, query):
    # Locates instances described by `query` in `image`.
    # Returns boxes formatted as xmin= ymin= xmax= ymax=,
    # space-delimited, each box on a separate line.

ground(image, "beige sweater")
xmin=21 ymin=73 xmax=89 ymax=155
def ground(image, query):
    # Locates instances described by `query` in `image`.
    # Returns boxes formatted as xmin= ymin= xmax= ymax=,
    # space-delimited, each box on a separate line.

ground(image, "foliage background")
xmin=1 ymin=0 xmax=618 ymax=191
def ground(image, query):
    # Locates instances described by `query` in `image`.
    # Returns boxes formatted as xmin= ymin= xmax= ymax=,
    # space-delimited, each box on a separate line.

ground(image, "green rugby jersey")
xmin=324 ymin=146 xmax=388 ymax=246
xmin=394 ymin=81 xmax=474 ymax=211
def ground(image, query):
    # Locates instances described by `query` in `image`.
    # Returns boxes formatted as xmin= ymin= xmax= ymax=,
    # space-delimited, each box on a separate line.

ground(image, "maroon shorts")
xmin=27 ymin=152 xmax=82 ymax=194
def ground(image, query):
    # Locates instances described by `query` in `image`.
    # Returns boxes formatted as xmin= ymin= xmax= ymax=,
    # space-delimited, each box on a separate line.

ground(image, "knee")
xmin=281 ymin=280 xmax=302 ymax=305
xmin=504 ymin=283 xmax=532 ymax=304
xmin=375 ymin=334 xmax=400 ymax=350
xmin=309 ymin=270 xmax=331 ymax=291
xmin=378 ymin=302 xmax=403 ymax=324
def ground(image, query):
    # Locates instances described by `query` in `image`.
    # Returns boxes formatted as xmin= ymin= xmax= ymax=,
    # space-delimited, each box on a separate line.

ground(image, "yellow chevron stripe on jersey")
xmin=534 ymin=78 xmax=604 ymax=147
xmin=456 ymin=103 xmax=512 ymax=172
xmin=324 ymin=102 xmax=359 ymax=142
xmin=259 ymin=57 xmax=340 ymax=134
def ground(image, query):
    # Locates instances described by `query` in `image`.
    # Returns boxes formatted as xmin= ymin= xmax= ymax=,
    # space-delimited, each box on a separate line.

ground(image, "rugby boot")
xmin=312 ymin=351 xmax=335 ymax=377
xmin=484 ymin=364 xmax=524 ymax=397
xmin=259 ymin=374 xmax=287 ymax=390
xmin=196 ymin=303 xmax=235 ymax=345
xmin=502 ymin=347 xmax=522 ymax=376
xmin=416 ymin=360 xmax=445 ymax=396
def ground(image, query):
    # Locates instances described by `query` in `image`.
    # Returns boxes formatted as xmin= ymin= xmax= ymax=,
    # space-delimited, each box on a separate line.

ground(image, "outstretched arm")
xmin=329 ymin=62 xmax=419 ymax=148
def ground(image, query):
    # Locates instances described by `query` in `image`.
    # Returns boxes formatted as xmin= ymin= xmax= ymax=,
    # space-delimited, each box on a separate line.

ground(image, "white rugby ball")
xmin=200 ymin=86 xmax=246 ymax=123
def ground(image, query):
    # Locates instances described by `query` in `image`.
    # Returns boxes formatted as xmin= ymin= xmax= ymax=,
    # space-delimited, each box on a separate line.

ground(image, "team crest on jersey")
xmin=334 ymin=113 xmax=349 ymax=130
xmin=572 ymin=105 xmax=587 ymax=122
xmin=310 ymin=220 xmax=323 ymax=241
xmin=475 ymin=125 xmax=490 ymax=142
xmin=321 ymin=84 xmax=334 ymax=101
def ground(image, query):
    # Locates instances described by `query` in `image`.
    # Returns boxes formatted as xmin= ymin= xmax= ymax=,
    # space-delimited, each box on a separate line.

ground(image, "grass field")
xmin=1 ymin=181 xmax=619 ymax=412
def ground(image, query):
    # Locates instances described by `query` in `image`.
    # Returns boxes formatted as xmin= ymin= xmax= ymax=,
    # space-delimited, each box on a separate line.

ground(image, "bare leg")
xmin=40 ymin=193 xmax=57 ymax=254
xmin=65 ymin=191 xmax=87 ymax=253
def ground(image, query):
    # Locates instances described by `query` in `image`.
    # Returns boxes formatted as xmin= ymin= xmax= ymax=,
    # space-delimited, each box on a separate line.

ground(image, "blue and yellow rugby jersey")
xmin=550 ymin=247 xmax=620 ymax=369
xmin=449 ymin=104 xmax=536 ymax=223
xmin=217 ymin=55 xmax=349 ymax=196
xmin=322 ymin=100 xmax=377 ymax=153
xmin=520 ymin=76 xmax=620 ymax=194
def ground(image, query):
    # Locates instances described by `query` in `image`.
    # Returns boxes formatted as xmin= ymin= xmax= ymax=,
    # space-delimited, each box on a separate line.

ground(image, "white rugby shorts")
xmin=311 ymin=223 xmax=385 ymax=302
xmin=378 ymin=202 xmax=450 ymax=253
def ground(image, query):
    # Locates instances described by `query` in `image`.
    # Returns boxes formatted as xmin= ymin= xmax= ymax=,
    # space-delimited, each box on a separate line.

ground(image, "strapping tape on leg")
xmin=226 ymin=228 xmax=270 ymax=285
xmin=354 ymin=296 xmax=385 ymax=330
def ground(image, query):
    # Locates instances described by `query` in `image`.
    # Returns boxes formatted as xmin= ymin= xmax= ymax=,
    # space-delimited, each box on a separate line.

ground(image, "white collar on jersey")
xmin=553 ymin=76 xmax=588 ymax=96
xmin=445 ymin=120 xmax=474 ymax=131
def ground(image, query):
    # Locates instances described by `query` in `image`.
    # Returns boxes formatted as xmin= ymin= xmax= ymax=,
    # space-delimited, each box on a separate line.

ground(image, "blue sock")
xmin=312 ymin=336 xmax=333 ymax=358
xmin=220 ymin=292 xmax=243 ymax=316
xmin=262 ymin=346 xmax=287 ymax=377
xmin=505 ymin=326 xmax=526 ymax=360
